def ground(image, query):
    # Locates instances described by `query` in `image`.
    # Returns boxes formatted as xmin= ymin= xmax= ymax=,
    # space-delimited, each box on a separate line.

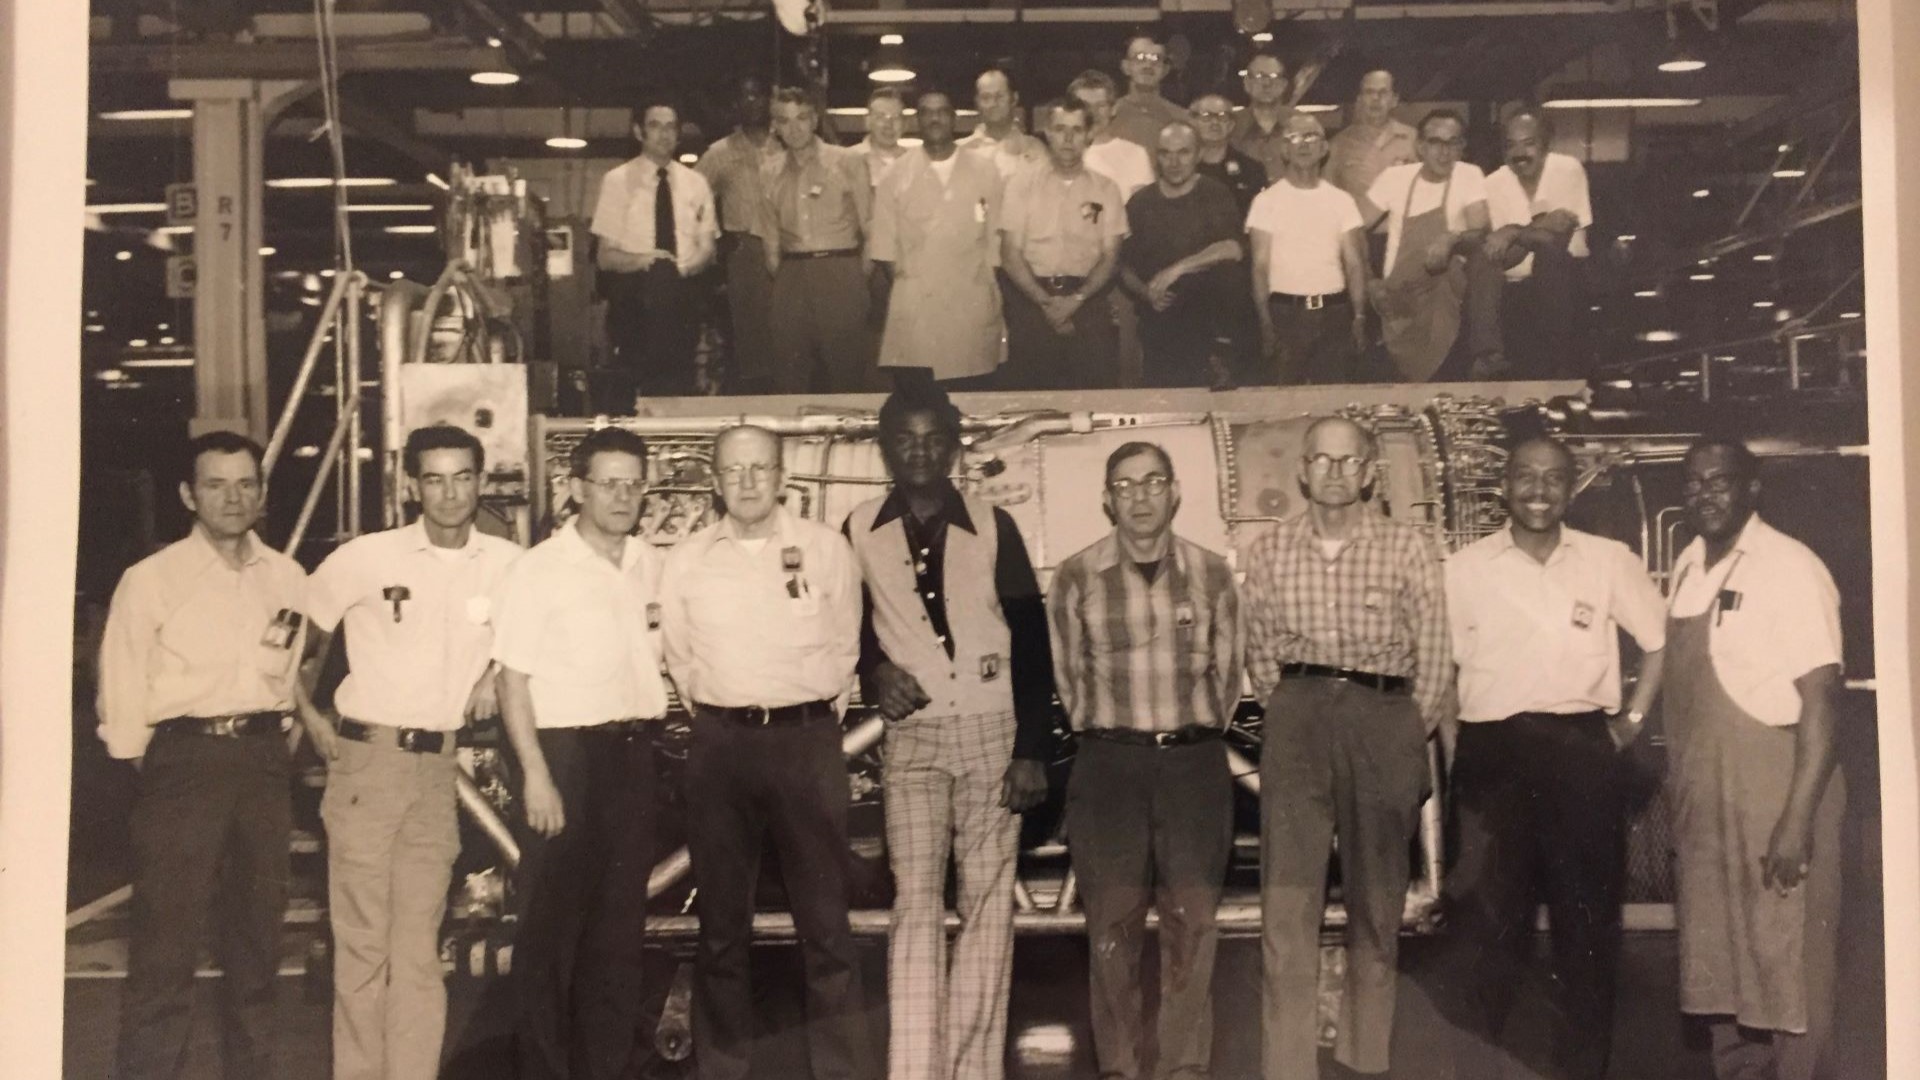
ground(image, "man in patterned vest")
xmin=844 ymin=383 xmax=1056 ymax=1080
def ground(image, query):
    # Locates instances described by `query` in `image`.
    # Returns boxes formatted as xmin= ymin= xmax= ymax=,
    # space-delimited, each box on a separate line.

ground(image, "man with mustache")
xmin=1478 ymin=107 xmax=1594 ymax=379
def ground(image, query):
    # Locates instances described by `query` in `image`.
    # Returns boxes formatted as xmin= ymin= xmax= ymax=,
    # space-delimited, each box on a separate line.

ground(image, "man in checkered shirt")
xmin=1241 ymin=415 xmax=1450 ymax=1080
xmin=1046 ymin=440 xmax=1243 ymax=1080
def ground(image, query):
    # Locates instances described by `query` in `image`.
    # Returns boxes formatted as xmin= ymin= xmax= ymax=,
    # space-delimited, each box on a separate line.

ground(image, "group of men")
xmin=591 ymin=38 xmax=1596 ymax=397
xmin=99 ymin=386 xmax=1843 ymax=1080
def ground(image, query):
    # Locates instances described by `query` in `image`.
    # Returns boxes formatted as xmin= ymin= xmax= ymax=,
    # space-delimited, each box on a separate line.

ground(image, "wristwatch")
xmin=1623 ymin=709 xmax=1646 ymax=726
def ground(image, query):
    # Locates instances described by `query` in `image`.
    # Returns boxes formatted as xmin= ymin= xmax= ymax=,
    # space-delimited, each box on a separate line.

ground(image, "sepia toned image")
xmin=23 ymin=1 xmax=1907 ymax=1078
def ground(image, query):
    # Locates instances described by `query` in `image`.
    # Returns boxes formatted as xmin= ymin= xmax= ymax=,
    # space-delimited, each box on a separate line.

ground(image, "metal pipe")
xmin=263 ymin=270 xmax=354 ymax=477
xmin=345 ymin=274 xmax=364 ymax=539
xmin=333 ymin=286 xmax=349 ymax=540
xmin=457 ymin=766 xmax=519 ymax=868
xmin=1699 ymin=350 xmax=1712 ymax=404
xmin=286 ymin=396 xmax=358 ymax=554
xmin=379 ymin=279 xmax=429 ymax=528
xmin=1787 ymin=335 xmax=1803 ymax=391
xmin=406 ymin=260 xmax=465 ymax=367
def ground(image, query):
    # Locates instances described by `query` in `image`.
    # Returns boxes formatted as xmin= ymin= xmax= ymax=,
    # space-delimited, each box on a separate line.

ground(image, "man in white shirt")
xmin=593 ymin=95 xmax=719 ymax=398
xmin=1665 ymin=437 xmax=1844 ymax=1080
xmin=298 ymin=425 xmax=522 ymax=1080
xmin=957 ymin=68 xmax=1046 ymax=180
xmin=1246 ymin=113 xmax=1370 ymax=385
xmin=1362 ymin=109 xmax=1492 ymax=381
xmin=658 ymin=425 xmax=872 ymax=1080
xmin=855 ymin=86 xmax=911 ymax=190
xmin=489 ymin=427 xmax=673 ymax=1080
xmin=1479 ymin=107 xmax=1593 ymax=379
xmin=1441 ymin=436 xmax=1666 ymax=1080
xmin=1071 ymin=69 xmax=1153 ymax=387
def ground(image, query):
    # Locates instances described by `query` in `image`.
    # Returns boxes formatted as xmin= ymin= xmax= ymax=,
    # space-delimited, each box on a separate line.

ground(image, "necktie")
xmin=655 ymin=165 xmax=677 ymax=259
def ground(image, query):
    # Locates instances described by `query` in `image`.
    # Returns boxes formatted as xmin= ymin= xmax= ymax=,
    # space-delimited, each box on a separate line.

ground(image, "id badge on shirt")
xmin=261 ymin=609 xmax=303 ymax=650
xmin=974 ymin=198 xmax=988 ymax=225
xmin=1571 ymin=600 xmax=1596 ymax=630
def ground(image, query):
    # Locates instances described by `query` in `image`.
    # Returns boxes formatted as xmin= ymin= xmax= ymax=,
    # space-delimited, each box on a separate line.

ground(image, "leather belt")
xmin=1281 ymin=662 xmax=1410 ymax=695
xmin=579 ymin=718 xmax=654 ymax=738
xmin=1036 ymin=275 xmax=1088 ymax=295
xmin=785 ymin=247 xmax=859 ymax=260
xmin=1078 ymin=725 xmax=1224 ymax=749
xmin=695 ymin=699 xmax=837 ymax=726
xmin=1269 ymin=292 xmax=1350 ymax=310
xmin=154 ymin=712 xmax=289 ymax=738
xmin=337 ymin=717 xmax=453 ymax=756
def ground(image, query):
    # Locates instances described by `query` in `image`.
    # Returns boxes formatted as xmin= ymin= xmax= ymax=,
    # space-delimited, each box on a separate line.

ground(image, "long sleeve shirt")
xmin=1241 ymin=510 xmax=1451 ymax=726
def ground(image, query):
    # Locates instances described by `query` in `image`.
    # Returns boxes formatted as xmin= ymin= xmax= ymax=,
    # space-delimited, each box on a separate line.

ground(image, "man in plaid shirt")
xmin=1242 ymin=415 xmax=1450 ymax=1080
xmin=1048 ymin=440 xmax=1243 ymax=1080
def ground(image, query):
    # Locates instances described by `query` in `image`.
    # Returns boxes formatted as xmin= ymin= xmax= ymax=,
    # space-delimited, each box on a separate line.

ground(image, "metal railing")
xmin=1595 ymin=318 xmax=1865 ymax=404
xmin=264 ymin=269 xmax=371 ymax=554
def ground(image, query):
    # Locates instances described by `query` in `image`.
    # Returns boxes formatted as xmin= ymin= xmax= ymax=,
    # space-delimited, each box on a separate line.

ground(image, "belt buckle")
xmin=210 ymin=716 xmax=240 ymax=737
xmin=398 ymin=729 xmax=421 ymax=752
xmin=1305 ymin=294 xmax=1324 ymax=311
xmin=746 ymin=705 xmax=772 ymax=726
xmin=1152 ymin=731 xmax=1176 ymax=748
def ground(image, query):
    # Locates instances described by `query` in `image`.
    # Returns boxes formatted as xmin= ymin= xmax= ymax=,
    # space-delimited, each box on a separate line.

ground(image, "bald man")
xmin=659 ymin=425 xmax=872 ymax=1080
xmin=1241 ymin=416 xmax=1450 ymax=1080
xmin=1120 ymin=121 xmax=1245 ymax=388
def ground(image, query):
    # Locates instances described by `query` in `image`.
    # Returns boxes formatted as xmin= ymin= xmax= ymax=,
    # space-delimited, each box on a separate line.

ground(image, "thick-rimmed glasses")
xmin=1108 ymin=474 xmax=1172 ymax=499
xmin=717 ymin=462 xmax=777 ymax=487
xmin=1304 ymin=453 xmax=1370 ymax=476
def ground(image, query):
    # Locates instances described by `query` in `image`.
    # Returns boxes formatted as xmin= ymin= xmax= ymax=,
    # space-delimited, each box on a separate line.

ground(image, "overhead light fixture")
xmin=1634 ymin=289 xmax=1659 ymax=298
xmin=128 ymin=338 xmax=149 ymax=348
xmin=157 ymin=323 xmax=169 ymax=331
xmin=828 ymin=107 xmax=870 ymax=117
xmin=1252 ymin=31 xmax=1274 ymax=43
xmin=1542 ymin=96 xmax=1702 ymax=110
xmin=1752 ymin=300 xmax=1775 ymax=309
xmin=345 ymin=204 xmax=436 ymax=213
xmin=425 ymin=173 xmax=450 ymax=191
xmin=87 ymin=202 xmax=168 ymax=214
xmin=157 ymin=336 xmax=176 ymax=345
xmin=1773 ymin=168 xmax=1807 ymax=179
xmin=267 ymin=177 xmax=397 ymax=189
xmin=471 ymin=70 xmax=522 ymax=87
xmin=1658 ymin=43 xmax=1706 ymax=73
xmin=1295 ymin=104 xmax=1340 ymax=113
xmin=385 ymin=225 xmax=438 ymax=235
xmin=389 ymin=270 xmax=405 ymax=280
xmin=869 ymin=37 xmax=915 ymax=83
xmin=114 ymin=250 xmax=133 ymax=261
xmin=678 ymin=153 xmax=698 ymax=164
xmin=260 ymin=246 xmax=277 ymax=256
xmin=321 ymin=269 xmax=336 ymax=278
xmin=1692 ymin=188 xmax=1711 ymax=198
xmin=98 ymin=108 xmax=193 ymax=121
xmin=1752 ymin=253 xmax=1775 ymax=262
xmin=486 ymin=36 xmax=503 ymax=48
xmin=155 ymin=225 xmax=193 ymax=235
xmin=1690 ymin=273 xmax=1715 ymax=281
xmin=546 ymin=136 xmax=588 ymax=150
xmin=879 ymin=33 xmax=904 ymax=45
xmin=1841 ymin=311 xmax=1862 ymax=319
xmin=1639 ymin=330 xmax=1681 ymax=343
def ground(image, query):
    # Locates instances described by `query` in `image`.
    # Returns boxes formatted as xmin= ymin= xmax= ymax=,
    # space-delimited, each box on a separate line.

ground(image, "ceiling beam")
xmin=595 ymin=0 xmax=654 ymax=37
xmin=448 ymin=0 xmax=548 ymax=66
xmin=337 ymin=96 xmax=457 ymax=177
xmin=91 ymin=39 xmax=502 ymax=77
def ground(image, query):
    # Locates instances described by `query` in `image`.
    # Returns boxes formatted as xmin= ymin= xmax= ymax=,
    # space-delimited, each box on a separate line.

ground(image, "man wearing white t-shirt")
xmin=1073 ymin=69 xmax=1154 ymax=388
xmin=1362 ymin=109 xmax=1490 ymax=382
xmin=1246 ymin=114 xmax=1370 ymax=385
xmin=1480 ymin=108 xmax=1593 ymax=379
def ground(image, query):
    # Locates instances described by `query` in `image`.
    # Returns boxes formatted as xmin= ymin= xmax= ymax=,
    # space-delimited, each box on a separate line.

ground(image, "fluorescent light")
xmin=1752 ymin=300 xmax=1775 ymax=309
xmin=678 ymin=153 xmax=698 ymax=164
xmin=128 ymin=338 xmax=149 ymax=347
xmin=267 ymin=177 xmax=398 ymax=189
xmin=345 ymin=203 xmax=435 ymax=213
xmin=546 ymin=136 xmax=588 ymax=150
xmin=1692 ymin=188 xmax=1711 ymax=198
xmin=880 ymin=33 xmax=904 ymax=45
xmin=1296 ymin=104 xmax=1340 ymax=113
xmin=85 ymin=324 xmax=106 ymax=333
xmin=1542 ymin=97 xmax=1702 ymax=110
xmin=115 ymin=250 xmax=133 ymax=261
xmin=1779 ymin=143 xmax=1793 ymax=153
xmin=260 ymin=246 xmax=278 ymax=256
xmin=1658 ymin=58 xmax=1707 ymax=73
xmin=471 ymin=71 xmax=521 ymax=86
xmin=1840 ymin=311 xmax=1862 ymax=319
xmin=1603 ymin=379 xmax=1634 ymax=390
xmin=95 ymin=369 xmax=127 ymax=382
xmin=1617 ymin=233 xmax=1638 ymax=242
xmin=1773 ymin=168 xmax=1807 ymax=179
xmin=828 ymin=107 xmax=869 ymax=117
xmin=157 ymin=337 xmax=176 ymax=345
xmin=869 ymin=66 xmax=916 ymax=84
xmin=1634 ymin=289 xmax=1658 ymax=298
xmin=389 ymin=270 xmax=405 ymax=280
xmin=1590 ymin=305 xmax=1602 ymax=312
xmin=157 ymin=323 xmax=169 ymax=331
xmin=1639 ymin=330 xmax=1681 ymax=343
xmin=425 ymin=173 xmax=450 ymax=191
xmin=384 ymin=225 xmax=438 ymax=235
xmin=88 ymin=202 xmax=168 ymax=214
xmin=1752 ymin=253 xmax=1775 ymax=262
xmin=98 ymin=108 xmax=193 ymax=121
xmin=155 ymin=225 xmax=193 ymax=235
xmin=1252 ymin=31 xmax=1273 ymax=43
xmin=320 ymin=269 xmax=336 ymax=277
xmin=1689 ymin=273 xmax=1715 ymax=281
xmin=485 ymin=35 xmax=502 ymax=48
xmin=1677 ymin=368 xmax=1700 ymax=377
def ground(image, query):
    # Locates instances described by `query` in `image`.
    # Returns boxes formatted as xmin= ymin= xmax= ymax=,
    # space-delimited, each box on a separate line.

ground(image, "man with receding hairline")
xmin=1325 ymin=70 xmax=1418 ymax=206
xmin=1232 ymin=52 xmax=1296 ymax=183
xmin=1241 ymin=414 xmax=1449 ymax=1080
xmin=958 ymin=68 xmax=1046 ymax=180
xmin=660 ymin=424 xmax=872 ymax=1080
xmin=1120 ymin=120 xmax=1245 ymax=387
xmin=1246 ymin=112 xmax=1370 ymax=385
xmin=1110 ymin=32 xmax=1191 ymax=151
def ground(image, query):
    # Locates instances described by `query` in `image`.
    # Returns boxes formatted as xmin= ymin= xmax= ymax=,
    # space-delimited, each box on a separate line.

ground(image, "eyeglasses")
xmin=1682 ymin=475 xmax=1741 ymax=497
xmin=1129 ymin=52 xmax=1167 ymax=64
xmin=1304 ymin=453 xmax=1370 ymax=476
xmin=1246 ymin=72 xmax=1286 ymax=83
xmin=717 ymin=462 xmax=777 ymax=486
xmin=1192 ymin=110 xmax=1233 ymax=121
xmin=581 ymin=476 xmax=645 ymax=498
xmin=1281 ymin=132 xmax=1324 ymax=145
xmin=1107 ymin=474 xmax=1172 ymax=499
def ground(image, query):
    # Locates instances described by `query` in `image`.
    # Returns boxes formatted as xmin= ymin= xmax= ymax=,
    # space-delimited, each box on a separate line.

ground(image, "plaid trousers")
xmin=882 ymin=708 xmax=1020 ymax=1080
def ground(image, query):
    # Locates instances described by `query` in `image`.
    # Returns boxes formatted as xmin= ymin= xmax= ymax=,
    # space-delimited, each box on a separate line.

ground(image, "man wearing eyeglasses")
xmin=296 ymin=425 xmax=522 ymax=1080
xmin=1109 ymin=33 xmax=1191 ymax=151
xmin=1439 ymin=436 xmax=1666 ymax=1080
xmin=1048 ymin=441 xmax=1243 ymax=1080
xmin=488 ymin=426 xmax=670 ymax=1080
xmin=844 ymin=386 xmax=1053 ymax=1080
xmin=1120 ymin=120 xmax=1247 ymax=389
xmin=1361 ymin=109 xmax=1490 ymax=381
xmin=1231 ymin=52 xmax=1296 ymax=184
xmin=1246 ymin=113 xmax=1370 ymax=386
xmin=1190 ymin=92 xmax=1268 ymax=214
xmin=659 ymin=424 xmax=873 ymax=1080
xmin=1241 ymin=415 xmax=1449 ymax=1080
xmin=1664 ymin=437 xmax=1844 ymax=1080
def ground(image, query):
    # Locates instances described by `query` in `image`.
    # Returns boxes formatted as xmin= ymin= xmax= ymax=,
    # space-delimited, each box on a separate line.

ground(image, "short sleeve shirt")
xmin=1325 ymin=117 xmax=1419 ymax=205
xmin=1084 ymin=138 xmax=1156 ymax=200
xmin=1122 ymin=177 xmax=1241 ymax=280
xmin=1245 ymin=179 xmax=1365 ymax=296
xmin=590 ymin=158 xmax=720 ymax=276
xmin=1001 ymin=164 xmax=1129 ymax=278
xmin=1366 ymin=161 xmax=1489 ymax=277
xmin=1484 ymin=153 xmax=1593 ymax=280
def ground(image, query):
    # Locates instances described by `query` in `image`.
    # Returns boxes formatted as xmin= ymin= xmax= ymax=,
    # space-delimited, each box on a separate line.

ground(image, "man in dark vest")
xmin=843 ymin=384 xmax=1054 ymax=1080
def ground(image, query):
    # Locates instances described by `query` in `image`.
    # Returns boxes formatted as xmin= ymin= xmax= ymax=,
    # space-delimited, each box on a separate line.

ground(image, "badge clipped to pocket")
xmin=974 ymin=198 xmax=988 ymax=225
xmin=646 ymin=602 xmax=663 ymax=631
xmin=1571 ymin=600 xmax=1596 ymax=630
xmin=980 ymin=653 xmax=1001 ymax=681
xmin=1174 ymin=601 xmax=1197 ymax=630
xmin=1716 ymin=588 xmax=1743 ymax=625
xmin=1362 ymin=585 xmax=1388 ymax=612
xmin=261 ymin=609 xmax=303 ymax=650
xmin=1080 ymin=201 xmax=1104 ymax=225
xmin=782 ymin=545 xmax=811 ymax=600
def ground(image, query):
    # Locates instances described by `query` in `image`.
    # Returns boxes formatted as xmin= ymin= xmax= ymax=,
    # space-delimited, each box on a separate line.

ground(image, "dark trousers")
xmin=1138 ymin=269 xmax=1244 ymax=389
xmin=604 ymin=263 xmax=702 ymax=398
xmin=683 ymin=710 xmax=870 ymax=1080
xmin=999 ymin=275 xmax=1119 ymax=390
xmin=1259 ymin=677 xmax=1429 ymax=1079
xmin=117 ymin=731 xmax=292 ymax=1080
xmin=769 ymin=254 xmax=876 ymax=395
xmin=512 ymin=726 xmax=659 ymax=1080
xmin=1268 ymin=297 xmax=1362 ymax=386
xmin=722 ymin=234 xmax=777 ymax=392
xmin=1443 ymin=713 xmax=1625 ymax=1080
xmin=1500 ymin=246 xmax=1583 ymax=381
xmin=1067 ymin=737 xmax=1233 ymax=1080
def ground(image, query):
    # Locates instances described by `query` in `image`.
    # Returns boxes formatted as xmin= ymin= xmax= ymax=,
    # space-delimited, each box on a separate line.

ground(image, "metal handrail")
xmin=1602 ymin=318 xmax=1860 ymax=371
xmin=262 ymin=271 xmax=359 ymax=478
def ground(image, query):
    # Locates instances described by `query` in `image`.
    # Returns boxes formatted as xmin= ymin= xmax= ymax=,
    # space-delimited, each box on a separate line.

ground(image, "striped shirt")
xmin=1241 ymin=510 xmax=1451 ymax=725
xmin=1046 ymin=533 xmax=1244 ymax=733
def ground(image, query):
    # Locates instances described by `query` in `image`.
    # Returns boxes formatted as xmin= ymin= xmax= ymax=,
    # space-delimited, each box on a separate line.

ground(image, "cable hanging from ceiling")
xmin=312 ymin=0 xmax=355 ymax=273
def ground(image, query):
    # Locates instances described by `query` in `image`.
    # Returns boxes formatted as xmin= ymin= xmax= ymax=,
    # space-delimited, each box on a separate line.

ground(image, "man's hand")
xmin=870 ymin=661 xmax=931 ymax=722
xmin=999 ymin=758 xmax=1048 ymax=812
xmin=1147 ymin=267 xmax=1183 ymax=312
xmin=1043 ymin=295 xmax=1081 ymax=336
xmin=1537 ymin=209 xmax=1580 ymax=235
xmin=304 ymin=712 xmax=342 ymax=763
xmin=1422 ymin=237 xmax=1455 ymax=275
xmin=1482 ymin=230 xmax=1513 ymax=266
xmin=1606 ymin=712 xmax=1644 ymax=752
xmin=1762 ymin=815 xmax=1814 ymax=893
xmin=523 ymin=771 xmax=567 ymax=838
xmin=602 ymin=245 xmax=664 ymax=274
xmin=465 ymin=671 xmax=502 ymax=723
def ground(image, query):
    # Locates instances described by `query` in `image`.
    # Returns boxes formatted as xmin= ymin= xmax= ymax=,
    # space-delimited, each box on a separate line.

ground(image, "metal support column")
xmin=169 ymin=78 xmax=307 ymax=442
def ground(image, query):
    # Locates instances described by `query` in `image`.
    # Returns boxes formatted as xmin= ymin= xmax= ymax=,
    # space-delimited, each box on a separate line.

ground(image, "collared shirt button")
xmin=925 ymin=591 xmax=936 ymax=600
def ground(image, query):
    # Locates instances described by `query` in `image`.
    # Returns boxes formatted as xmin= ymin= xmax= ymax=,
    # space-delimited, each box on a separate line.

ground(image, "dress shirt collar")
xmin=555 ymin=516 xmax=648 ymax=571
xmin=187 ymin=522 xmax=268 ymax=569
xmin=400 ymin=518 xmax=486 ymax=558
xmin=712 ymin=504 xmax=799 ymax=548
xmin=1088 ymin=531 xmax=1191 ymax=579
xmin=784 ymin=137 xmax=822 ymax=170
xmin=870 ymin=484 xmax=976 ymax=535
xmin=1490 ymin=523 xmax=1577 ymax=566
xmin=1677 ymin=512 xmax=1774 ymax=572
xmin=1295 ymin=505 xmax=1383 ymax=546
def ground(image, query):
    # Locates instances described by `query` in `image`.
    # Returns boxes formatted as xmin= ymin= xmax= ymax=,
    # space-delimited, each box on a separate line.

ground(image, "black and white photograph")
xmin=5 ymin=1 xmax=1920 ymax=1079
